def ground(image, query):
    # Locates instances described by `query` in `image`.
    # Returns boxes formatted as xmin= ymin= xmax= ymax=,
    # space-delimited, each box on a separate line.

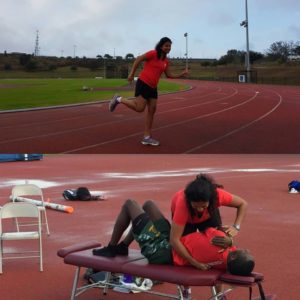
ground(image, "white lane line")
xmin=0 ymin=87 xmax=233 ymax=144
xmin=184 ymin=90 xmax=282 ymax=153
xmin=160 ymin=88 xmax=239 ymax=114
xmin=64 ymin=89 xmax=266 ymax=153
xmin=0 ymin=83 xmax=224 ymax=132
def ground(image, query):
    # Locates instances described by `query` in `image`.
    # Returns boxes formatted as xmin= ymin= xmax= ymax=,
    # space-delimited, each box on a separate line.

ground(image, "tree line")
xmin=217 ymin=40 xmax=300 ymax=65
xmin=1 ymin=40 xmax=300 ymax=72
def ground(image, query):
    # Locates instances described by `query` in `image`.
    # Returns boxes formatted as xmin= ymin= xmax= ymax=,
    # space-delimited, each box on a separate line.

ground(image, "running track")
xmin=0 ymin=80 xmax=299 ymax=153
xmin=0 ymin=154 xmax=299 ymax=299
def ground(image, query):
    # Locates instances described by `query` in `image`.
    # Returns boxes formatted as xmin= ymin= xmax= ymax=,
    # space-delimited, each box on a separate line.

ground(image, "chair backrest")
xmin=11 ymin=184 xmax=44 ymax=201
xmin=0 ymin=202 xmax=40 ymax=219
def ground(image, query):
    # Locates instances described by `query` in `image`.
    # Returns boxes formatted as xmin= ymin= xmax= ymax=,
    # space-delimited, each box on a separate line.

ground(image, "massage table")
xmin=58 ymin=241 xmax=276 ymax=300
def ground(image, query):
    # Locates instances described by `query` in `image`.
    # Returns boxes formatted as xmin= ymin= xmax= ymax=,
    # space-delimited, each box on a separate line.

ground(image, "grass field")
xmin=0 ymin=78 xmax=188 ymax=111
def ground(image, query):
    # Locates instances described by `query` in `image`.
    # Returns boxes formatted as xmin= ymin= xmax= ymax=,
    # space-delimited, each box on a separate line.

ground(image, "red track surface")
xmin=0 ymin=154 xmax=299 ymax=299
xmin=0 ymin=80 xmax=299 ymax=153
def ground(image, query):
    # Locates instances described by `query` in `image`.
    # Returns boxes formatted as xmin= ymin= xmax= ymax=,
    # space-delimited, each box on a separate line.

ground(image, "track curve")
xmin=0 ymin=80 xmax=299 ymax=153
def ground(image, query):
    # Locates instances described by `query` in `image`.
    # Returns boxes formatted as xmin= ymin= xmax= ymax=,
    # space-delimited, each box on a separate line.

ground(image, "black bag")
xmin=62 ymin=187 xmax=92 ymax=201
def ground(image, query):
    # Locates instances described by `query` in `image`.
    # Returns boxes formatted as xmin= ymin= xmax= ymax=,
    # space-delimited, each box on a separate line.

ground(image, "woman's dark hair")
xmin=227 ymin=250 xmax=255 ymax=276
xmin=155 ymin=37 xmax=172 ymax=59
xmin=184 ymin=174 xmax=223 ymax=218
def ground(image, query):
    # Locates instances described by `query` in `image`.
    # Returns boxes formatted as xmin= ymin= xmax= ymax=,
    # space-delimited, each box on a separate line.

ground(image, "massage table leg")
xmin=103 ymin=272 xmax=111 ymax=296
xmin=71 ymin=267 xmax=81 ymax=300
xmin=210 ymin=286 xmax=218 ymax=300
xmin=210 ymin=285 xmax=234 ymax=300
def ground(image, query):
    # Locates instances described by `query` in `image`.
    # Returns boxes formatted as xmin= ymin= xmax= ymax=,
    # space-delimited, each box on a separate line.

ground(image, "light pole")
xmin=240 ymin=0 xmax=251 ymax=82
xmin=73 ymin=45 xmax=77 ymax=58
xmin=184 ymin=32 xmax=188 ymax=70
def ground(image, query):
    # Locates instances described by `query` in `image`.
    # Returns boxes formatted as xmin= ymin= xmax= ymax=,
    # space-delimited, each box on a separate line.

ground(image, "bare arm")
xmin=127 ymin=53 xmax=148 ymax=83
xmin=164 ymin=65 xmax=189 ymax=79
xmin=170 ymin=222 xmax=211 ymax=270
xmin=222 ymin=194 xmax=248 ymax=237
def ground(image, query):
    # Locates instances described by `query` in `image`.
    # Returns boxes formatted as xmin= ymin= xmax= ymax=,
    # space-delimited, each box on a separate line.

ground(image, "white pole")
xmin=73 ymin=45 xmax=76 ymax=58
xmin=184 ymin=33 xmax=189 ymax=70
xmin=245 ymin=0 xmax=251 ymax=82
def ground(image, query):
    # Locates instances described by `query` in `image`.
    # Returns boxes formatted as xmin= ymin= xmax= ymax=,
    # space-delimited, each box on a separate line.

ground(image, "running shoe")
xmin=109 ymin=94 xmax=120 ymax=112
xmin=141 ymin=136 xmax=160 ymax=146
xmin=121 ymin=277 xmax=153 ymax=291
xmin=289 ymin=188 xmax=299 ymax=194
xmin=115 ymin=241 xmax=129 ymax=255
xmin=93 ymin=245 xmax=117 ymax=257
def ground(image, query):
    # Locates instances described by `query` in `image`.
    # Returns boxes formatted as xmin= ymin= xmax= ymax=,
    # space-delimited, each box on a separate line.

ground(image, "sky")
xmin=1 ymin=0 xmax=300 ymax=59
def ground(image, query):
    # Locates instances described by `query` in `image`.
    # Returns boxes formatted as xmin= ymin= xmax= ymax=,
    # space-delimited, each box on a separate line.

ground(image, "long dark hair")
xmin=155 ymin=37 xmax=172 ymax=60
xmin=184 ymin=174 xmax=222 ymax=218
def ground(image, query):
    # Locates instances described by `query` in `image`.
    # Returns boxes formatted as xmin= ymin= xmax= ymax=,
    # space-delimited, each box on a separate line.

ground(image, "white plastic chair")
xmin=11 ymin=184 xmax=50 ymax=236
xmin=0 ymin=202 xmax=43 ymax=274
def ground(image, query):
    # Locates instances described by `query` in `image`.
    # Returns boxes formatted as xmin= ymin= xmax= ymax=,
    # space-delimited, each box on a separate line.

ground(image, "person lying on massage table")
xmin=92 ymin=199 xmax=254 ymax=277
xmin=172 ymin=227 xmax=254 ymax=275
xmin=93 ymin=199 xmax=173 ymax=264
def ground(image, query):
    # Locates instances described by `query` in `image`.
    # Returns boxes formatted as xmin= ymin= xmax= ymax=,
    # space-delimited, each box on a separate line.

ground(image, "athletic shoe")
xmin=141 ymin=137 xmax=160 ymax=146
xmin=116 ymin=241 xmax=129 ymax=255
xmin=109 ymin=94 xmax=120 ymax=112
xmin=178 ymin=286 xmax=191 ymax=300
xmin=289 ymin=188 xmax=299 ymax=194
xmin=93 ymin=242 xmax=128 ymax=257
xmin=121 ymin=277 xmax=153 ymax=291
xmin=93 ymin=245 xmax=117 ymax=257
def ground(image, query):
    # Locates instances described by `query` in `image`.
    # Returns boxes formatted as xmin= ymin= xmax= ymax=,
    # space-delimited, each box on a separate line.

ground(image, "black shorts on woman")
xmin=135 ymin=79 xmax=158 ymax=100
xmin=132 ymin=213 xmax=172 ymax=265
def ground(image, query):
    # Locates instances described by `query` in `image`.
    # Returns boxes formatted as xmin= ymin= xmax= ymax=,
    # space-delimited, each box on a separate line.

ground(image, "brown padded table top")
xmin=63 ymin=248 xmax=223 ymax=286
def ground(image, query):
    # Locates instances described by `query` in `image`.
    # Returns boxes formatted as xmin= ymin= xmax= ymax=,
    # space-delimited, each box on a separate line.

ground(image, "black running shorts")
xmin=135 ymin=79 xmax=158 ymax=100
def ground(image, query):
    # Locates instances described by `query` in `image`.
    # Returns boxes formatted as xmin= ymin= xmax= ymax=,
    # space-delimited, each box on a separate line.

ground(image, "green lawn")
xmin=0 ymin=78 xmax=189 ymax=110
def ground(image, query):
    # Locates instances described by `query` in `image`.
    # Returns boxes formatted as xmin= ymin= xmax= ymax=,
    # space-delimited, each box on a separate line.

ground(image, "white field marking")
xmin=101 ymin=168 xmax=215 ymax=179
xmin=64 ymin=88 xmax=264 ymax=154
xmin=102 ymin=167 xmax=300 ymax=180
xmin=184 ymin=90 xmax=282 ymax=153
xmin=229 ymin=168 xmax=300 ymax=173
xmin=1 ymin=165 xmax=298 ymax=192
xmin=0 ymin=179 xmax=61 ymax=188
xmin=159 ymin=86 xmax=225 ymax=106
xmin=159 ymin=88 xmax=239 ymax=114
xmin=0 ymin=178 xmax=110 ymax=194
